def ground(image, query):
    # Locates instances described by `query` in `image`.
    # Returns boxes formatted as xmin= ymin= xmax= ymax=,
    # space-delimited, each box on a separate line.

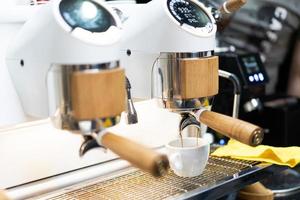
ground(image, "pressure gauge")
xmin=54 ymin=0 xmax=122 ymax=45
xmin=167 ymin=0 xmax=214 ymax=34
xmin=59 ymin=0 xmax=116 ymax=32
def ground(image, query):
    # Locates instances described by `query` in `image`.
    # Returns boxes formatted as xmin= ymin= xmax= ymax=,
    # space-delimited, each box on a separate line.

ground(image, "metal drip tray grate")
xmin=39 ymin=156 xmax=260 ymax=200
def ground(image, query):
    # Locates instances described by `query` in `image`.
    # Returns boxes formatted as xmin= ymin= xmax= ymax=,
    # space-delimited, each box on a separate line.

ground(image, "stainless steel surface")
xmin=32 ymin=156 xmax=284 ymax=200
xmin=233 ymin=94 xmax=240 ymax=118
xmin=69 ymin=62 xmax=120 ymax=72
xmin=159 ymin=51 xmax=214 ymax=59
xmin=261 ymin=166 xmax=300 ymax=198
xmin=215 ymin=46 xmax=236 ymax=53
xmin=151 ymin=52 xmax=214 ymax=112
xmin=274 ymin=185 xmax=300 ymax=198
xmin=49 ymin=61 xmax=121 ymax=134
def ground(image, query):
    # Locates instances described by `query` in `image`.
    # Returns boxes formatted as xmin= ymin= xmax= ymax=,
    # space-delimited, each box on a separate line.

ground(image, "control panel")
xmin=238 ymin=54 xmax=269 ymax=86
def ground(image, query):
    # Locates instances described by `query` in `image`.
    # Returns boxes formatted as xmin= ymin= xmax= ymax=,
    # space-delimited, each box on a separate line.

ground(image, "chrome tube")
xmin=218 ymin=69 xmax=241 ymax=118
xmin=232 ymin=93 xmax=241 ymax=119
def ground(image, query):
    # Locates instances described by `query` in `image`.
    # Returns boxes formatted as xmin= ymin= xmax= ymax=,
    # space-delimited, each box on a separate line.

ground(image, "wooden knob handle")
xmin=0 ymin=190 xmax=9 ymax=200
xmin=220 ymin=0 xmax=247 ymax=14
xmin=102 ymin=132 xmax=169 ymax=177
xmin=199 ymin=110 xmax=264 ymax=146
xmin=239 ymin=182 xmax=274 ymax=200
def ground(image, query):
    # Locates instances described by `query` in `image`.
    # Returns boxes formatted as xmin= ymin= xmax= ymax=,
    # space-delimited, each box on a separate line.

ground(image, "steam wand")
xmin=218 ymin=69 xmax=241 ymax=118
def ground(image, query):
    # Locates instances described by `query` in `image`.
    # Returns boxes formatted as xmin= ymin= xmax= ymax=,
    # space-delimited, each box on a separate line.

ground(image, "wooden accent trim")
xmin=179 ymin=56 xmax=219 ymax=99
xmin=71 ymin=68 xmax=125 ymax=120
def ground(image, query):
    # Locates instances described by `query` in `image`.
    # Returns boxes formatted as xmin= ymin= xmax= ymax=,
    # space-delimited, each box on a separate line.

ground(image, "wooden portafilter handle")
xmin=101 ymin=132 xmax=169 ymax=177
xmin=220 ymin=0 xmax=247 ymax=14
xmin=198 ymin=110 xmax=264 ymax=146
xmin=0 ymin=190 xmax=9 ymax=200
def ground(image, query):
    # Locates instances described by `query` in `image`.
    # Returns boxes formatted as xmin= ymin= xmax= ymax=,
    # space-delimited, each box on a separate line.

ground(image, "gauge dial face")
xmin=59 ymin=0 xmax=116 ymax=32
xmin=167 ymin=0 xmax=213 ymax=33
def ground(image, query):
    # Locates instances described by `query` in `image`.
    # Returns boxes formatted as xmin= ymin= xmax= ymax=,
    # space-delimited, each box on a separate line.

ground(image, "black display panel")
xmin=242 ymin=56 xmax=260 ymax=75
xmin=59 ymin=0 xmax=116 ymax=32
xmin=238 ymin=54 xmax=269 ymax=85
xmin=167 ymin=0 xmax=212 ymax=29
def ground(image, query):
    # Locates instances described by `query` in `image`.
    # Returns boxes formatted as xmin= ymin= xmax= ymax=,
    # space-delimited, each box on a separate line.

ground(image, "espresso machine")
xmin=119 ymin=0 xmax=264 ymax=147
xmin=0 ymin=0 xmax=286 ymax=199
xmin=216 ymin=52 xmax=300 ymax=147
xmin=5 ymin=0 xmax=169 ymax=177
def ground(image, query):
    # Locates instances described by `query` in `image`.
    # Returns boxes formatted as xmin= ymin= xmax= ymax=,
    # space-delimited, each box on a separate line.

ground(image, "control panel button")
xmin=258 ymin=73 xmax=264 ymax=81
xmin=249 ymin=76 xmax=254 ymax=82
xmin=254 ymin=74 xmax=259 ymax=81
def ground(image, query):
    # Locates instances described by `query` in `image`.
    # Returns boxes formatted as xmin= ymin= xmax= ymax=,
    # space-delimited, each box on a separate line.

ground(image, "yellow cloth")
xmin=212 ymin=140 xmax=300 ymax=168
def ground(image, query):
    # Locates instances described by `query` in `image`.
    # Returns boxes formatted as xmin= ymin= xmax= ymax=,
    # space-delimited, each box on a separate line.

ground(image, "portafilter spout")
xmin=179 ymin=113 xmax=201 ymax=138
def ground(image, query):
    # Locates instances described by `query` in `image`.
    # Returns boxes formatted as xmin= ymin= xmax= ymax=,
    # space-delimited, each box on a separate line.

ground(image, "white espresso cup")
xmin=166 ymin=137 xmax=209 ymax=177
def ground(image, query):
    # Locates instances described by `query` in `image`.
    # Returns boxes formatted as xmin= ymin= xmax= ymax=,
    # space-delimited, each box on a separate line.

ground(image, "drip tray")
xmin=33 ymin=156 xmax=277 ymax=200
